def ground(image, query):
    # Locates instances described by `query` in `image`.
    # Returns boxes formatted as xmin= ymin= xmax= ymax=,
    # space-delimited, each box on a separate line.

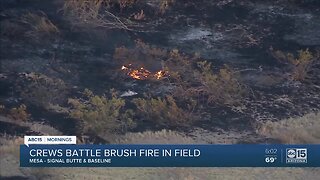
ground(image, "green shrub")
xmin=162 ymin=49 xmax=195 ymax=82
xmin=132 ymin=95 xmax=195 ymax=127
xmin=192 ymin=61 xmax=245 ymax=105
xmin=68 ymin=89 xmax=135 ymax=137
xmin=164 ymin=50 xmax=245 ymax=105
xmin=271 ymin=48 xmax=317 ymax=81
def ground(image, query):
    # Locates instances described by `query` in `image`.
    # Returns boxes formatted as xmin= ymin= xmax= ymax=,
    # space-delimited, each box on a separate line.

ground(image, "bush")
xmin=17 ymin=73 xmax=68 ymax=109
xmin=8 ymin=104 xmax=30 ymax=122
xmin=132 ymin=95 xmax=196 ymax=127
xmin=271 ymin=48 xmax=318 ymax=81
xmin=62 ymin=0 xmax=138 ymax=30
xmin=0 ymin=104 xmax=30 ymax=122
xmin=192 ymin=61 xmax=245 ymax=105
xmin=68 ymin=89 xmax=135 ymax=138
xmin=162 ymin=49 xmax=195 ymax=82
xmin=21 ymin=11 xmax=59 ymax=38
xmin=164 ymin=50 xmax=245 ymax=105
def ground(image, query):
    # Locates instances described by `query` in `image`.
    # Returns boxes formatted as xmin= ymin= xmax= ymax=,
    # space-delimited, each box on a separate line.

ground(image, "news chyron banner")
xmin=20 ymin=136 xmax=320 ymax=167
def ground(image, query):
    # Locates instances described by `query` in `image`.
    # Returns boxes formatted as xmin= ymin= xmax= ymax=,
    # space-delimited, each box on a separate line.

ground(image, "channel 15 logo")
xmin=286 ymin=148 xmax=307 ymax=163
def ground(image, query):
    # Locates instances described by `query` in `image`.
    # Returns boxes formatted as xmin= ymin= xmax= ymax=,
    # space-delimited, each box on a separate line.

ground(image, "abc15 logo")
xmin=286 ymin=148 xmax=307 ymax=163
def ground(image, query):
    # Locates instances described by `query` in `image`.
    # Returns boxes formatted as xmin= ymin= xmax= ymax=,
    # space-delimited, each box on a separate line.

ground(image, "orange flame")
xmin=154 ymin=70 xmax=166 ymax=79
xmin=121 ymin=65 xmax=167 ymax=80
xmin=129 ymin=69 xmax=151 ymax=80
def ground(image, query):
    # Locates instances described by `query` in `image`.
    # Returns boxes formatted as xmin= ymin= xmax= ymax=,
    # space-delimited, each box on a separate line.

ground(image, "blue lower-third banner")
xmin=20 ymin=144 xmax=320 ymax=167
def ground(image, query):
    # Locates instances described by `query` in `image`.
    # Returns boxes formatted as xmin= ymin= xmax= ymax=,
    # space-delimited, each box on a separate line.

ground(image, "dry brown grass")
xmin=0 ymin=136 xmax=23 ymax=156
xmin=118 ymin=0 xmax=137 ymax=9
xmin=114 ymin=39 xmax=167 ymax=69
xmin=0 ymin=104 xmax=30 ymax=122
xmin=257 ymin=113 xmax=320 ymax=144
xmin=0 ymin=114 xmax=62 ymax=136
xmin=21 ymin=11 xmax=59 ymax=37
xmin=62 ymin=0 xmax=138 ymax=30
xmin=114 ymin=129 xmax=199 ymax=144
xmin=29 ymin=123 xmax=63 ymax=136
xmin=17 ymin=72 xmax=68 ymax=109
xmin=158 ymin=0 xmax=175 ymax=14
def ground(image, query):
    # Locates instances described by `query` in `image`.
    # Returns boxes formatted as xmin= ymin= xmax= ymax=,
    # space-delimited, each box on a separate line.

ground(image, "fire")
xmin=129 ymin=68 xmax=151 ymax=80
xmin=154 ymin=70 xmax=166 ymax=79
xmin=121 ymin=65 xmax=167 ymax=80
